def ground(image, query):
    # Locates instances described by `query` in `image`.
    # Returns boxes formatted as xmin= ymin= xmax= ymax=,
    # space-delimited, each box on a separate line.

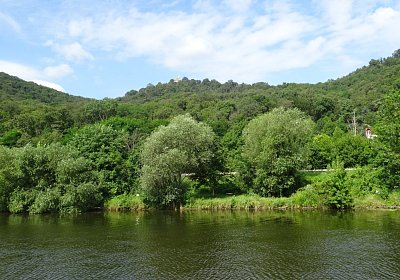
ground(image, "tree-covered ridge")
xmin=1 ymin=50 xmax=400 ymax=212
xmin=0 ymin=72 xmax=87 ymax=103
xmin=0 ymin=72 xmax=94 ymax=146
xmin=113 ymin=51 xmax=400 ymax=141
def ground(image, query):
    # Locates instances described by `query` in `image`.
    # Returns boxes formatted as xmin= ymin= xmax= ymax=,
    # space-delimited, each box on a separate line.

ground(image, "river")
xmin=1 ymin=210 xmax=400 ymax=279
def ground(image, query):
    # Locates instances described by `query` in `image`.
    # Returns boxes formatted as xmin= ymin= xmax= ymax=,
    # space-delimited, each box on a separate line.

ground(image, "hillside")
xmin=118 ymin=51 xmax=400 ymax=131
xmin=0 ymin=72 xmax=87 ymax=104
xmin=0 ymin=72 xmax=92 ymax=144
xmin=1 ymin=50 xmax=400 ymax=145
xmin=1 ymin=51 xmax=400 ymax=213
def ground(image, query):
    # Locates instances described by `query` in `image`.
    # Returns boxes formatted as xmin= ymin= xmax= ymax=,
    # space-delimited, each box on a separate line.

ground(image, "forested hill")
xmin=1 ymin=51 xmax=400 ymax=213
xmin=118 ymin=51 xmax=400 ymax=130
xmin=1 ymin=50 xmax=400 ymax=146
xmin=0 ymin=72 xmax=87 ymax=104
xmin=0 ymin=72 xmax=92 ymax=146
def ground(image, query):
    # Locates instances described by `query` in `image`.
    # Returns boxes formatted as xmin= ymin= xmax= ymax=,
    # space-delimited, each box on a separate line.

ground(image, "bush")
xmin=0 ymin=143 xmax=105 ymax=213
xmin=8 ymin=189 xmax=37 ymax=213
xmin=290 ymin=185 xmax=325 ymax=207
xmin=345 ymin=166 xmax=388 ymax=199
xmin=322 ymin=165 xmax=353 ymax=209
xmin=60 ymin=183 xmax=103 ymax=213
xmin=29 ymin=188 xmax=60 ymax=214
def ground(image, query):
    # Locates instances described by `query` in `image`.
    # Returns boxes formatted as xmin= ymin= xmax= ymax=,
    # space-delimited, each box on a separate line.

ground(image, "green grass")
xmin=353 ymin=194 xmax=386 ymax=208
xmin=104 ymin=171 xmax=400 ymax=211
xmin=105 ymin=194 xmax=146 ymax=211
xmin=353 ymin=192 xmax=400 ymax=209
xmin=186 ymin=191 xmax=400 ymax=211
xmin=186 ymin=194 xmax=313 ymax=210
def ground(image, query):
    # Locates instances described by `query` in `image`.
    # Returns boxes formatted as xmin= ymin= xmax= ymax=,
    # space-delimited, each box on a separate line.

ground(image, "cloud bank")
xmin=49 ymin=0 xmax=400 ymax=83
xmin=1 ymin=0 xmax=400 ymax=97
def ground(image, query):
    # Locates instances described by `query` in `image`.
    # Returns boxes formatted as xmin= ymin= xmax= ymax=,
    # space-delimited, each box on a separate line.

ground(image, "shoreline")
xmin=105 ymin=193 xmax=400 ymax=212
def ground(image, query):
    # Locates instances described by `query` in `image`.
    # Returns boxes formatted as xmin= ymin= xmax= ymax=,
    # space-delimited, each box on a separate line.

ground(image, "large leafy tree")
xmin=242 ymin=107 xmax=315 ymax=196
xmin=141 ymin=114 xmax=216 ymax=209
xmin=376 ymin=89 xmax=400 ymax=153
xmin=68 ymin=124 xmax=135 ymax=196
xmin=375 ymin=89 xmax=400 ymax=189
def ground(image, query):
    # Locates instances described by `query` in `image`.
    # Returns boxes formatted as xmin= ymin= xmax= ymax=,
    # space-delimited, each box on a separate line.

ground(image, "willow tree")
xmin=242 ymin=107 xmax=315 ymax=197
xmin=141 ymin=115 xmax=215 ymax=209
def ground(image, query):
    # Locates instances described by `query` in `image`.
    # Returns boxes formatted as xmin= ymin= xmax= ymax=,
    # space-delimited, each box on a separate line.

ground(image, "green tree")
xmin=324 ymin=162 xmax=353 ymax=209
xmin=242 ymin=107 xmax=315 ymax=196
xmin=82 ymin=99 xmax=118 ymax=123
xmin=0 ymin=129 xmax=22 ymax=147
xmin=308 ymin=133 xmax=334 ymax=169
xmin=376 ymin=89 xmax=400 ymax=153
xmin=68 ymin=123 xmax=135 ymax=196
xmin=334 ymin=134 xmax=373 ymax=168
xmin=0 ymin=145 xmax=18 ymax=211
xmin=141 ymin=114 xmax=216 ymax=209
xmin=0 ymin=143 xmax=102 ymax=213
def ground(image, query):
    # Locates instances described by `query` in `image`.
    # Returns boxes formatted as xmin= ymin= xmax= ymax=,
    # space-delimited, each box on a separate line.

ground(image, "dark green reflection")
xmin=1 ymin=210 xmax=399 ymax=279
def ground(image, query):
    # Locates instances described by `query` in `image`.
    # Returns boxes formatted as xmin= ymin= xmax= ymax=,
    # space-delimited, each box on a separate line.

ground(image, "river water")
xmin=1 ymin=210 xmax=400 ymax=279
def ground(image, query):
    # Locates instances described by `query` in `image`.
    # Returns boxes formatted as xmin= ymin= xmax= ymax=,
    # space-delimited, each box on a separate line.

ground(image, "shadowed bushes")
xmin=0 ymin=144 xmax=104 ymax=214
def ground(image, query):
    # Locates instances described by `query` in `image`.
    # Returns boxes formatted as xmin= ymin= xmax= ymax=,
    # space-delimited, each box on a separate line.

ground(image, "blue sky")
xmin=1 ymin=0 xmax=400 ymax=99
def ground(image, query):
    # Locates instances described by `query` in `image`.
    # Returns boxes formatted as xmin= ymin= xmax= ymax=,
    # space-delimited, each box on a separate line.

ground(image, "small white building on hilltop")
xmin=174 ymin=76 xmax=182 ymax=83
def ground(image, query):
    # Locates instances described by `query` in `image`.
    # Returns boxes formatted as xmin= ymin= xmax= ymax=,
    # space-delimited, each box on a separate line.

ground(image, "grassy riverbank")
xmin=186 ymin=193 xmax=400 ymax=210
xmin=105 ymin=194 xmax=146 ymax=211
xmin=104 ymin=169 xmax=400 ymax=211
xmin=104 ymin=191 xmax=400 ymax=211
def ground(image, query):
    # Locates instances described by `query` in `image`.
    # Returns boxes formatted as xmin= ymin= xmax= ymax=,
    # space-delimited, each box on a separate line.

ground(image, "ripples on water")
xmin=1 ymin=210 xmax=400 ymax=279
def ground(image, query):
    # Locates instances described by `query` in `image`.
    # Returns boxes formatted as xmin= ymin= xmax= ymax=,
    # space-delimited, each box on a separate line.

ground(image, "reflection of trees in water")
xmin=2 ymin=211 xmax=400 ymax=279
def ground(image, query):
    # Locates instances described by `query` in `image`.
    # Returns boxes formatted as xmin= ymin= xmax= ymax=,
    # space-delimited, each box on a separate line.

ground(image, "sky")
xmin=1 ymin=0 xmax=400 ymax=99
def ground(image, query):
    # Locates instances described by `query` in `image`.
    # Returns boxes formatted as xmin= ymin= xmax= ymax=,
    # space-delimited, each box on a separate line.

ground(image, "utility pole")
xmin=347 ymin=110 xmax=357 ymax=136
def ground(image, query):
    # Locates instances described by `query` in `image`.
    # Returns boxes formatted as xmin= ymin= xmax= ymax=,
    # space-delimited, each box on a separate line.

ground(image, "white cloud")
xmin=223 ymin=0 xmax=252 ymax=13
xmin=46 ymin=41 xmax=94 ymax=61
xmin=318 ymin=0 xmax=354 ymax=31
xmin=370 ymin=7 xmax=400 ymax=25
xmin=62 ymin=3 xmax=321 ymax=82
xmin=31 ymin=80 xmax=65 ymax=92
xmin=68 ymin=18 xmax=94 ymax=37
xmin=0 ymin=60 xmax=71 ymax=91
xmin=24 ymin=0 xmax=400 ymax=84
xmin=0 ymin=12 xmax=21 ymax=33
xmin=43 ymin=64 xmax=74 ymax=79
xmin=0 ymin=60 xmax=39 ymax=79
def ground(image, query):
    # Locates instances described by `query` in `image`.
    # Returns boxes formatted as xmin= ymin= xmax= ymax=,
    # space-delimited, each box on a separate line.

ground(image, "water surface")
xmin=1 ymin=210 xmax=399 ymax=279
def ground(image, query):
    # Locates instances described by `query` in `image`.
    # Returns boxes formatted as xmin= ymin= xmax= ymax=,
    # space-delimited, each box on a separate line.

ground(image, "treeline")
xmin=0 ymin=51 xmax=400 ymax=213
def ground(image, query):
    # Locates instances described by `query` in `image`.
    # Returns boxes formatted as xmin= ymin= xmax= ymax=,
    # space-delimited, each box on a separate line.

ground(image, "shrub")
xmin=323 ymin=165 xmax=353 ymax=209
xmin=29 ymin=188 xmax=61 ymax=214
xmin=8 ymin=189 xmax=37 ymax=213
xmin=105 ymin=194 xmax=145 ymax=211
xmin=290 ymin=185 xmax=324 ymax=207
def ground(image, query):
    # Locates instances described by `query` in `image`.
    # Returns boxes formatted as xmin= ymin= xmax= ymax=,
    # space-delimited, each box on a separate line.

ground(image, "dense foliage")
xmin=0 ymin=144 xmax=101 ymax=213
xmin=141 ymin=115 xmax=216 ymax=208
xmin=1 ymin=50 xmax=400 ymax=211
xmin=242 ymin=108 xmax=315 ymax=196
